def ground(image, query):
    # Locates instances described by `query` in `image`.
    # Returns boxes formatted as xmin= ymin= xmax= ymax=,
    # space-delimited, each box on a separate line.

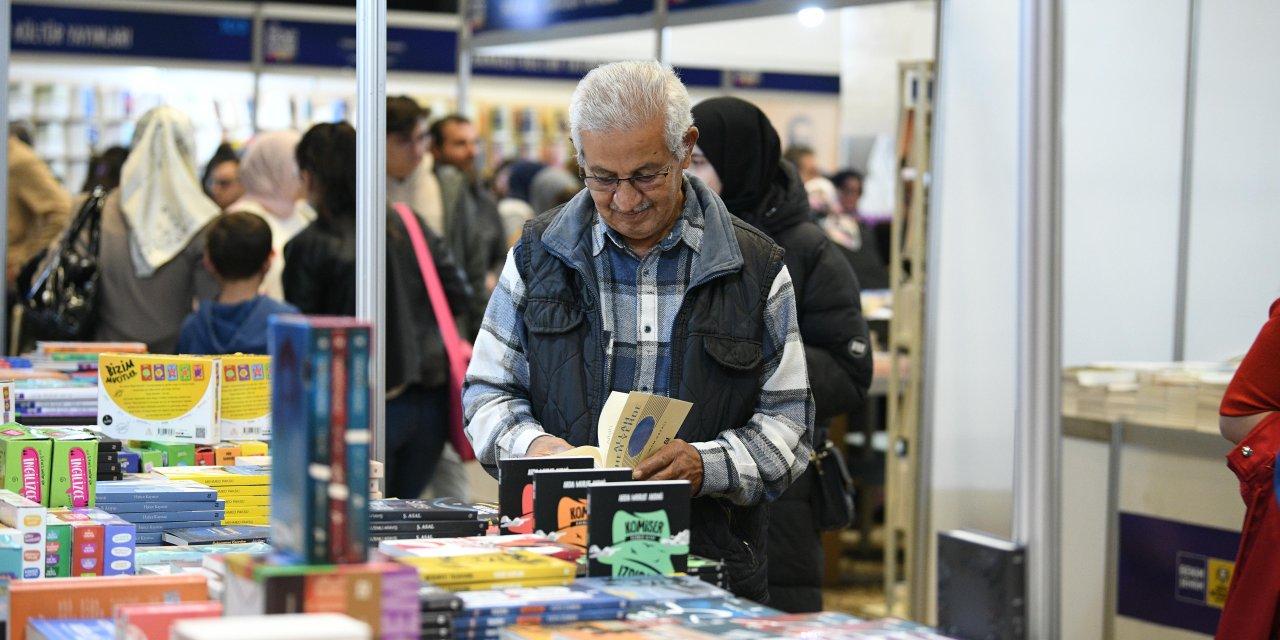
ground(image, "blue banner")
xmin=11 ymin=4 xmax=251 ymax=62
xmin=1117 ymin=512 xmax=1238 ymax=635
xmin=263 ymin=20 xmax=456 ymax=74
xmin=729 ymin=70 xmax=840 ymax=94
xmin=472 ymin=0 xmax=652 ymax=34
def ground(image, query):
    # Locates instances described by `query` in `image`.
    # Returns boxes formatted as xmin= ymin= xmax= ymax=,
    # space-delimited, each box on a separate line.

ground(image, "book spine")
xmin=71 ymin=522 xmax=103 ymax=577
xmin=326 ymin=327 xmax=349 ymax=564
xmin=94 ymin=491 xmax=218 ymax=504
xmin=345 ymin=327 xmax=371 ymax=564
xmin=132 ymin=520 xmax=219 ymax=534
xmin=307 ymin=328 xmax=333 ymax=563
xmin=112 ymin=510 xmax=226 ymax=524
xmin=269 ymin=320 xmax=329 ymax=563
xmin=97 ymin=499 xmax=224 ymax=514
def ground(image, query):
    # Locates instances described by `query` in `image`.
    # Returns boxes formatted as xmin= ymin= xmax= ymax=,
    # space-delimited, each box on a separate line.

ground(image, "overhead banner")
xmin=1117 ymin=512 xmax=1238 ymax=635
xmin=263 ymin=20 xmax=456 ymax=74
xmin=471 ymin=0 xmax=652 ymax=34
xmin=11 ymin=4 xmax=252 ymax=62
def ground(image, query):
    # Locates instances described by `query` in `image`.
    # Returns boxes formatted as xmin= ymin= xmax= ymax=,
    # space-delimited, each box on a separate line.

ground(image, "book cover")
xmin=114 ymin=601 xmax=224 ymax=640
xmin=498 ymin=457 xmax=594 ymax=535
xmin=936 ymin=528 xmax=1027 ymax=640
xmin=269 ymin=315 xmax=331 ymax=563
xmin=557 ymin=392 xmax=692 ymax=469
xmin=131 ymin=520 xmax=222 ymax=534
xmin=0 ymin=424 xmax=50 ymax=504
xmin=344 ymin=326 xmax=371 ymax=565
xmin=110 ymin=509 xmax=226 ymax=523
xmin=136 ymin=532 xmax=164 ymax=545
xmin=327 ymin=326 xmax=349 ymax=564
xmin=218 ymin=354 xmax=272 ymax=440
xmin=455 ymin=585 xmax=627 ymax=618
xmin=72 ymin=508 xmax=136 ymax=576
xmin=395 ymin=549 xmax=576 ymax=586
xmin=571 ymin=575 xmax=729 ymax=606
xmin=30 ymin=427 xmax=97 ymax=508
xmin=44 ymin=513 xmax=71 ymax=577
xmin=531 ymin=468 xmax=633 ymax=550
xmin=429 ymin=498 xmax=499 ymax=528
xmin=162 ymin=525 xmax=270 ymax=546
xmin=455 ymin=606 xmax=625 ymax=630
xmin=8 ymin=574 xmax=208 ymax=640
xmin=68 ymin=517 xmax=105 ymax=576
xmin=97 ymin=354 xmax=220 ymax=444
xmin=0 ymin=489 xmax=46 ymax=579
xmin=369 ymin=498 xmax=480 ymax=522
xmin=586 ymin=481 xmax=690 ymax=578
xmin=624 ymin=596 xmax=780 ymax=622
xmin=94 ymin=479 xmax=219 ymax=503
xmin=26 ymin=618 xmax=115 ymax=640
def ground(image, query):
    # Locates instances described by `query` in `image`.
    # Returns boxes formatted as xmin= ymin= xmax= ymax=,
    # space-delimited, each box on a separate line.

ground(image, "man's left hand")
xmin=632 ymin=439 xmax=703 ymax=495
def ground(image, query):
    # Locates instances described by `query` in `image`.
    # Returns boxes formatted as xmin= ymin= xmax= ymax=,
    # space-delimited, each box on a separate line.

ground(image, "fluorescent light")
xmin=797 ymin=7 xmax=825 ymax=28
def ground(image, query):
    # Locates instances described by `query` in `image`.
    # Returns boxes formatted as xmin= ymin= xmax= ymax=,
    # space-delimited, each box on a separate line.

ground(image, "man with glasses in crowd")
xmin=463 ymin=60 xmax=813 ymax=603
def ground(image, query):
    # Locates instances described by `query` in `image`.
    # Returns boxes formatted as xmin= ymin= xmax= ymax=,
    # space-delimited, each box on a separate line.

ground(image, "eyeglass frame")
xmin=579 ymin=159 xmax=676 ymax=193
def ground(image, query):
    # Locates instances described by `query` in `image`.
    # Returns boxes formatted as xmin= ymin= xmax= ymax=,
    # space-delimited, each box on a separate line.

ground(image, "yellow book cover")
xmin=154 ymin=466 xmax=270 ymax=486
xmin=399 ymin=550 xmax=575 ymax=585
xmin=447 ymin=575 xmax=574 ymax=591
xmin=208 ymin=484 xmax=271 ymax=498
xmin=221 ymin=495 xmax=271 ymax=507
xmin=224 ymin=505 xmax=270 ymax=518
xmin=98 ymin=354 xmax=220 ymax=444
xmin=219 ymin=355 xmax=271 ymax=440
xmin=222 ymin=517 xmax=269 ymax=526
xmin=230 ymin=440 xmax=269 ymax=456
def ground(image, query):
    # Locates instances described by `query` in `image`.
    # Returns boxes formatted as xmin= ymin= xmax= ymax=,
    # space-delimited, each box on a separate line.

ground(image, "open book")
xmin=558 ymin=391 xmax=692 ymax=468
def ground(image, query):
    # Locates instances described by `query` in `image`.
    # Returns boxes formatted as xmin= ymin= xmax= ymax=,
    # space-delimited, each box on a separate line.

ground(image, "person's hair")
xmin=569 ymin=60 xmax=692 ymax=166
xmin=9 ymin=121 xmax=32 ymax=147
xmin=387 ymin=96 xmax=429 ymax=138
xmin=783 ymin=145 xmax=815 ymax=167
xmin=296 ymin=122 xmax=357 ymax=224
xmin=202 ymin=143 xmax=239 ymax=195
xmin=82 ymin=145 xmax=130 ymax=193
xmin=205 ymin=211 xmax=273 ymax=281
xmin=429 ymin=114 xmax=471 ymax=148
xmin=832 ymin=169 xmax=864 ymax=190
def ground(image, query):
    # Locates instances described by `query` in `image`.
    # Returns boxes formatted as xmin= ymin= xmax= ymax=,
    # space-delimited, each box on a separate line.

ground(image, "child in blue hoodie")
xmin=177 ymin=212 xmax=298 ymax=355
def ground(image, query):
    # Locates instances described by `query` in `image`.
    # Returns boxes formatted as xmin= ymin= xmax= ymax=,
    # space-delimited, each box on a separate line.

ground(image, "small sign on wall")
xmin=1117 ymin=512 xmax=1239 ymax=635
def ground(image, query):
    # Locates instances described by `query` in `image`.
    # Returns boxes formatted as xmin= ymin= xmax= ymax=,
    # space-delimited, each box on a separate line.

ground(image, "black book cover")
xmin=263 ymin=574 xmax=307 ymax=614
xmin=369 ymin=519 xmax=488 ymax=534
xmin=497 ymin=456 xmax=594 ymax=535
xmin=95 ymin=435 xmax=123 ymax=452
xmin=586 ymin=480 xmax=690 ymax=578
xmin=531 ymin=468 xmax=633 ymax=550
xmin=368 ymin=498 xmax=478 ymax=522
xmin=430 ymin=498 xmax=499 ymax=527
xmin=420 ymin=584 xmax=463 ymax=612
xmin=937 ymin=528 xmax=1027 ymax=640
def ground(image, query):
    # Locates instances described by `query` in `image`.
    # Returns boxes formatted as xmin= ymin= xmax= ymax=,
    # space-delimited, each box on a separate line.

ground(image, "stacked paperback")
xmin=11 ymin=380 xmax=98 ymax=422
xmin=44 ymin=507 xmax=136 ymax=576
xmin=95 ymin=479 xmax=224 ymax=547
xmin=419 ymin=585 xmax=462 ymax=640
xmin=377 ymin=535 xmax=579 ymax=591
xmin=96 ymin=435 xmax=122 ymax=482
xmin=454 ymin=585 xmax=628 ymax=640
xmin=369 ymin=498 xmax=487 ymax=542
xmin=154 ymin=465 xmax=271 ymax=526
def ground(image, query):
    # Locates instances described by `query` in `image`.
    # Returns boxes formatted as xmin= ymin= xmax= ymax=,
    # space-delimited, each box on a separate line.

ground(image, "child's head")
xmin=205 ymin=212 xmax=273 ymax=284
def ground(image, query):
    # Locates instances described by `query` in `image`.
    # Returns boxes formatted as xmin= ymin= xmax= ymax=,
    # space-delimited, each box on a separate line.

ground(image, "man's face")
xmin=579 ymin=119 xmax=695 ymax=256
xmin=795 ymin=152 xmax=820 ymax=183
xmin=387 ymin=120 xmax=428 ymax=180
xmin=432 ymin=121 xmax=479 ymax=173
xmin=838 ymin=175 xmax=863 ymax=213
xmin=207 ymin=160 xmax=244 ymax=210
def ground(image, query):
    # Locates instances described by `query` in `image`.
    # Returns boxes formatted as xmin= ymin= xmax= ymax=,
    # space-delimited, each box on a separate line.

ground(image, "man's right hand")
xmin=526 ymin=435 xmax=573 ymax=457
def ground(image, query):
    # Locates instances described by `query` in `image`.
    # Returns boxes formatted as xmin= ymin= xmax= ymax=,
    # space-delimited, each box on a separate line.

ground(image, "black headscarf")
xmin=691 ymin=96 xmax=782 ymax=217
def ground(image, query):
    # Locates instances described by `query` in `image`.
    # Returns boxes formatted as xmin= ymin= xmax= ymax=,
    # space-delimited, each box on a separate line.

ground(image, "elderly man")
xmin=463 ymin=60 xmax=813 ymax=603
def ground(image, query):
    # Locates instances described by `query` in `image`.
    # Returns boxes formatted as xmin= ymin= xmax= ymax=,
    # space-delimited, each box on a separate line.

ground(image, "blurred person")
xmin=94 ymin=105 xmax=219 ymax=353
xmin=7 ymin=134 xmax=71 ymax=291
xmin=226 ymin=130 xmax=313 ymax=301
xmin=284 ymin=121 xmax=476 ymax=499
xmin=784 ymin=144 xmax=839 ymax=215
xmin=386 ymin=96 xmax=445 ymax=235
xmin=492 ymin=159 xmax=540 ymax=245
xmin=81 ymin=146 xmax=130 ymax=194
xmin=1215 ymin=299 xmax=1280 ymax=638
xmin=8 ymin=122 xmax=32 ymax=147
xmin=528 ymin=165 xmax=583 ymax=217
xmin=690 ymin=96 xmax=872 ymax=611
xmin=177 ymin=212 xmax=297 ymax=355
xmin=202 ymin=143 xmax=243 ymax=210
xmin=430 ymin=114 xmax=506 ymax=303
xmin=824 ymin=169 xmax=889 ymax=290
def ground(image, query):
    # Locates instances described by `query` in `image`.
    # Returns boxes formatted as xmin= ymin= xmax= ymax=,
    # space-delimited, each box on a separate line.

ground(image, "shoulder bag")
xmin=810 ymin=438 xmax=856 ymax=530
xmin=24 ymin=186 xmax=108 ymax=341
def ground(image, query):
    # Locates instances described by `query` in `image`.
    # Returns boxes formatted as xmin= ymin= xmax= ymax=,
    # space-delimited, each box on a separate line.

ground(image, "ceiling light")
xmin=797 ymin=7 xmax=825 ymax=28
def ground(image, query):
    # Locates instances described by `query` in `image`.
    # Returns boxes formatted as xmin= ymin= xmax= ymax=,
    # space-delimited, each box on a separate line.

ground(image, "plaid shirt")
xmin=464 ymin=179 xmax=813 ymax=505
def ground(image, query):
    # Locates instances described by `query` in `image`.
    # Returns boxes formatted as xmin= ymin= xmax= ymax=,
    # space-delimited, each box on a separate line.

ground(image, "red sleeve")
xmin=1221 ymin=299 xmax=1280 ymax=416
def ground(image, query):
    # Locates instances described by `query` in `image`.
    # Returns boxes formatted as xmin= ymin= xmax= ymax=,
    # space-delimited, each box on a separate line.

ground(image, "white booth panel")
xmin=1060 ymin=0 xmax=1187 ymax=367
xmin=1183 ymin=0 xmax=1280 ymax=361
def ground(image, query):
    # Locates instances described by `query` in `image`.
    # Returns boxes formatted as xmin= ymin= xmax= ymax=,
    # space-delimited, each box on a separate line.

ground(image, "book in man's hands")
xmin=558 ymin=391 xmax=692 ymax=468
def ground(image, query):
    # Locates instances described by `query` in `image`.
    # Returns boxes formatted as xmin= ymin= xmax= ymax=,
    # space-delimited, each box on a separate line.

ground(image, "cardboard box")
xmin=220 ymin=355 xmax=272 ymax=440
xmin=0 ymin=425 xmax=50 ymax=505
xmin=0 ymin=490 xmax=45 ymax=580
xmin=214 ymin=443 xmax=241 ymax=466
xmin=8 ymin=574 xmax=209 ymax=640
xmin=29 ymin=428 xmax=96 ymax=509
xmin=98 ymin=354 xmax=220 ymax=445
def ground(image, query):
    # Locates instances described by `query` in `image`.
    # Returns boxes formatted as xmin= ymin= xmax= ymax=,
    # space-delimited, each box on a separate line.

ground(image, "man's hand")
xmin=632 ymin=439 xmax=703 ymax=495
xmin=526 ymin=435 xmax=573 ymax=457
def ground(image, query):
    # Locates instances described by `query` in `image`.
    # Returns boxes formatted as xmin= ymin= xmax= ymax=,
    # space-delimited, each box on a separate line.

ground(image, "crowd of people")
xmin=5 ymin=62 xmax=894 ymax=611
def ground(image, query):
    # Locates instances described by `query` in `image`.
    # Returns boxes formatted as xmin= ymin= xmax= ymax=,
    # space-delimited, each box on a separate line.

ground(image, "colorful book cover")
xmin=25 ymin=618 xmax=115 ymax=640
xmin=9 ymin=574 xmax=208 ymax=640
xmin=455 ymin=607 xmax=626 ymax=631
xmin=369 ymin=498 xmax=479 ymax=522
xmin=72 ymin=508 xmax=136 ymax=576
xmin=0 ymin=424 xmax=50 ymax=504
xmin=498 ymin=457 xmax=594 ymax=534
xmin=569 ymin=575 xmax=730 ymax=605
xmin=30 ymin=427 xmax=97 ymax=509
xmin=0 ymin=489 xmax=46 ymax=579
xmin=586 ymin=481 xmax=690 ymax=578
xmin=94 ymin=479 xmax=218 ymax=503
xmin=44 ymin=513 xmax=71 ymax=577
xmin=394 ymin=549 xmax=576 ymax=586
xmin=269 ymin=315 xmax=331 ymax=563
xmin=455 ymin=586 xmax=627 ymax=618
xmin=345 ymin=326 xmax=371 ymax=565
xmin=68 ymin=517 xmax=104 ymax=576
xmin=531 ymin=468 xmax=632 ymax=550
xmin=162 ymin=525 xmax=270 ymax=546
xmin=624 ymin=596 xmax=780 ymax=622
xmin=97 ymin=354 xmax=220 ymax=445
xmin=97 ymin=499 xmax=224 ymax=514
xmin=114 ymin=601 xmax=224 ymax=640
xmin=219 ymin=354 xmax=272 ymax=440
xmin=142 ymin=442 xmax=195 ymax=467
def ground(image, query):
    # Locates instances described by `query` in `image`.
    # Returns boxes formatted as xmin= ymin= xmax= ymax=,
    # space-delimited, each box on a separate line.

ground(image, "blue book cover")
xmin=624 ymin=596 xmax=781 ymax=622
xmin=135 ymin=532 xmax=164 ymax=545
xmin=162 ymin=525 xmax=270 ymax=546
xmin=269 ymin=315 xmax=331 ymax=563
xmin=132 ymin=520 xmax=221 ymax=534
xmin=26 ymin=618 xmax=114 ymax=640
xmin=96 ymin=499 xmax=224 ymax=514
xmin=455 ymin=607 xmax=626 ymax=631
xmin=570 ymin=575 xmax=730 ymax=605
xmin=456 ymin=586 xmax=628 ymax=618
xmin=94 ymin=480 xmax=218 ymax=502
xmin=345 ymin=325 xmax=371 ymax=564
xmin=111 ymin=509 xmax=225 ymax=523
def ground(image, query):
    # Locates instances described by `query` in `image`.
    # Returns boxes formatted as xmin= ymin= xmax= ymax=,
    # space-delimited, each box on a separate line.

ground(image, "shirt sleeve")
xmin=691 ymin=265 xmax=815 ymax=506
xmin=462 ymin=246 xmax=548 ymax=475
xmin=1221 ymin=299 xmax=1280 ymax=417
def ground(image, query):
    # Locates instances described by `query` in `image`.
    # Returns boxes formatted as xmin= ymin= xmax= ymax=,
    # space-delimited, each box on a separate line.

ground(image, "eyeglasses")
xmin=580 ymin=161 xmax=674 ymax=193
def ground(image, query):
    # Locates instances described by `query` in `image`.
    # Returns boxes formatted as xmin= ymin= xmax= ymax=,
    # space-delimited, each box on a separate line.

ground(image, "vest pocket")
xmin=703 ymin=335 xmax=762 ymax=371
xmin=525 ymin=298 xmax=584 ymax=334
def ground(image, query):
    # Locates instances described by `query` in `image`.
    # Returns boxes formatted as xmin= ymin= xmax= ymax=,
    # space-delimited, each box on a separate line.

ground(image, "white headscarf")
xmin=119 ymin=106 xmax=220 ymax=278
xmin=234 ymin=129 xmax=302 ymax=220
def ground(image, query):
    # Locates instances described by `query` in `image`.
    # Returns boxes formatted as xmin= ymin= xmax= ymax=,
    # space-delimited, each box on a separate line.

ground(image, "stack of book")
xmin=419 ymin=585 xmax=462 ymax=640
xmin=8 ymin=573 xmax=208 ymax=640
xmin=171 ymin=613 xmax=376 ymax=640
xmin=95 ymin=479 xmax=224 ymax=547
xmin=96 ymin=435 xmax=121 ymax=482
xmin=453 ymin=585 xmax=628 ymax=640
xmin=624 ymin=595 xmax=778 ymax=622
xmin=12 ymin=380 xmax=99 ymax=422
xmin=378 ymin=536 xmax=578 ymax=591
xmin=153 ymin=465 xmax=271 ymax=526
xmin=45 ymin=507 xmax=136 ymax=576
xmin=685 ymin=555 xmax=727 ymax=590
xmin=502 ymin=612 xmax=953 ymax=639
xmin=368 ymin=498 xmax=487 ymax=542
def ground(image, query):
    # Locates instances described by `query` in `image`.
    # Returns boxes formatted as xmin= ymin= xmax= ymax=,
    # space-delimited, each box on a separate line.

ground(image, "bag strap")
xmin=392 ymin=203 xmax=464 ymax=350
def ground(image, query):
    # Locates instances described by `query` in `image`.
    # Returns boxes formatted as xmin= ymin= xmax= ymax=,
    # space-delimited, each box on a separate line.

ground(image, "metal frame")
xmin=1172 ymin=0 xmax=1201 ymax=362
xmin=0 ymin=0 xmax=9 ymax=353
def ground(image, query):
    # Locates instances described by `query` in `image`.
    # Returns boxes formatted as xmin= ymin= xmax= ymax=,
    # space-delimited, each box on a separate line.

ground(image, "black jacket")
xmin=282 ymin=208 xmax=473 ymax=392
xmin=436 ymin=164 xmax=508 ymax=314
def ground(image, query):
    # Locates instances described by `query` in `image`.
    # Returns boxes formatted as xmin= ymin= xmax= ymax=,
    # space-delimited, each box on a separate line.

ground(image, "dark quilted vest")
xmin=515 ymin=211 xmax=785 ymax=603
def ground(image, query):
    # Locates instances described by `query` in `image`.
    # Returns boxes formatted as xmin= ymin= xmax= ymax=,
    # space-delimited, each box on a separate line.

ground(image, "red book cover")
xmin=69 ymin=518 xmax=104 ymax=577
xmin=328 ymin=327 xmax=350 ymax=563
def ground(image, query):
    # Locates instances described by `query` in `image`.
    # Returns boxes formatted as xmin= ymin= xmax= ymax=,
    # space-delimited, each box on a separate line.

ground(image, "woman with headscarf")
xmin=94 ymin=105 xmax=220 ymax=353
xmin=226 ymin=129 xmax=314 ymax=301
xmin=688 ymin=96 xmax=874 ymax=612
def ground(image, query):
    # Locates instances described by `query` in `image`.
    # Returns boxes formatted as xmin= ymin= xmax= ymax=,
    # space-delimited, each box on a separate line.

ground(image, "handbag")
xmin=392 ymin=202 xmax=477 ymax=462
xmin=24 ymin=186 xmax=108 ymax=341
xmin=810 ymin=438 xmax=856 ymax=531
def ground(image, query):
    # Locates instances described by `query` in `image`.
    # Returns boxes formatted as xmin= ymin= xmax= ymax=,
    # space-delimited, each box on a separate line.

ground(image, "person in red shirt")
xmin=1216 ymin=299 xmax=1280 ymax=639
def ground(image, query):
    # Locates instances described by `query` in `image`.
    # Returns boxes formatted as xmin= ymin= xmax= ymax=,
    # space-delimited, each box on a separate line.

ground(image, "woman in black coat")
xmin=689 ymin=96 xmax=874 ymax=612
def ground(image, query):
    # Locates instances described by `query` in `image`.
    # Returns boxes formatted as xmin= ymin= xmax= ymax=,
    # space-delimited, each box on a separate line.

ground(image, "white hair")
xmin=569 ymin=60 xmax=693 ymax=166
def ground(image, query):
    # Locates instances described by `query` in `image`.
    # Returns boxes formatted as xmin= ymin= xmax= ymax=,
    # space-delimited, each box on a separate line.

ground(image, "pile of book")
xmin=95 ymin=479 xmax=225 ymax=547
xmin=419 ymin=585 xmax=462 ymax=640
xmin=1062 ymin=361 xmax=1237 ymax=432
xmin=95 ymin=436 xmax=121 ymax=482
xmin=368 ymin=498 xmax=487 ymax=542
xmin=454 ymin=584 xmax=628 ymax=640
xmin=685 ymin=555 xmax=727 ymax=590
xmin=154 ymin=465 xmax=271 ymax=526
xmin=44 ymin=507 xmax=137 ymax=577
xmin=11 ymin=380 xmax=99 ymax=422
xmin=503 ymin=611 xmax=953 ymax=639
xmin=377 ymin=535 xmax=579 ymax=591
xmin=7 ymin=573 xmax=209 ymax=640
